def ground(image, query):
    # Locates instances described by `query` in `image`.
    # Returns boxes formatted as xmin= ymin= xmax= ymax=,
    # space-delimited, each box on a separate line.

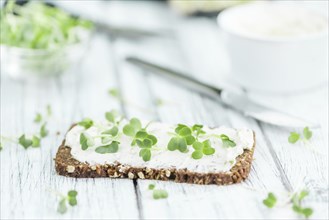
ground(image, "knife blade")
xmin=126 ymin=56 xmax=319 ymax=128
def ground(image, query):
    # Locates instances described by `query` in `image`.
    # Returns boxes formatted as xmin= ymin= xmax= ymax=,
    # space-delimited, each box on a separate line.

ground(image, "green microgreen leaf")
xmin=139 ymin=148 xmax=151 ymax=161
xmin=148 ymin=184 xmax=155 ymax=190
xmin=185 ymin=135 xmax=195 ymax=145
xmin=78 ymin=118 xmax=94 ymax=129
xmin=105 ymin=110 xmax=121 ymax=124
xmin=153 ymin=189 xmax=168 ymax=200
xmin=40 ymin=123 xmax=49 ymax=138
xmin=95 ymin=141 xmax=119 ymax=154
xmin=102 ymin=126 xmax=119 ymax=137
xmin=168 ymin=137 xmax=179 ymax=151
xmin=220 ymin=134 xmax=236 ymax=148
xmin=57 ymin=198 xmax=67 ymax=214
xmin=192 ymin=150 xmax=203 ymax=159
xmin=108 ymin=88 xmax=120 ymax=98
xmin=263 ymin=192 xmax=277 ymax=208
xmin=288 ymin=132 xmax=300 ymax=144
xmin=68 ymin=190 xmax=78 ymax=197
xmin=57 ymin=189 xmax=78 ymax=214
xmin=123 ymin=118 xmax=142 ymax=137
xmin=130 ymin=118 xmax=142 ymax=131
xmin=178 ymin=127 xmax=192 ymax=136
xmin=1 ymin=2 xmax=93 ymax=50
xmin=80 ymin=133 xmax=94 ymax=150
xmin=136 ymin=131 xmax=148 ymax=139
xmin=142 ymin=138 xmax=153 ymax=148
xmin=68 ymin=197 xmax=77 ymax=206
xmin=192 ymin=141 xmax=203 ymax=150
xmin=34 ymin=113 xmax=42 ymax=123
xmin=31 ymin=135 xmax=40 ymax=148
xmin=303 ymin=127 xmax=312 ymax=140
xmin=18 ymin=134 xmax=33 ymax=149
xmin=203 ymin=147 xmax=215 ymax=155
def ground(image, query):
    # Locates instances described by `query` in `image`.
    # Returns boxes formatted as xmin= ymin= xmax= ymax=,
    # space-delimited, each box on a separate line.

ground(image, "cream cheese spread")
xmin=65 ymin=121 xmax=254 ymax=173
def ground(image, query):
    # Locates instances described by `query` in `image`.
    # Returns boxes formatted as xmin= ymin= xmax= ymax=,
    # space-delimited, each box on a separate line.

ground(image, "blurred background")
xmin=1 ymin=1 xmax=328 ymax=219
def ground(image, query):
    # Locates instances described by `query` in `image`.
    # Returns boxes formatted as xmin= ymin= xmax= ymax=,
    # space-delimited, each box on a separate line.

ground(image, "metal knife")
xmin=126 ymin=56 xmax=319 ymax=128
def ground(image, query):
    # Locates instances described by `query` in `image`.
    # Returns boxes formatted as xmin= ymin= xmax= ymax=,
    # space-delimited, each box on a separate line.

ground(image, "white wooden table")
xmin=1 ymin=1 xmax=328 ymax=219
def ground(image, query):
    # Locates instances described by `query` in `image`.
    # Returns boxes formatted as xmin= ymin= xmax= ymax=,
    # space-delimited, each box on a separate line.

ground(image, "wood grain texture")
xmin=1 ymin=1 xmax=328 ymax=219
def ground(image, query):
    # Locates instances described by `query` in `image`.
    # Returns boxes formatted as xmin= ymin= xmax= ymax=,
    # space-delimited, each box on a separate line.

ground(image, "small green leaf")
xmin=32 ymin=135 xmax=40 ymax=148
xmin=57 ymin=198 xmax=67 ymax=214
xmin=192 ymin=141 xmax=203 ymax=150
xmin=68 ymin=197 xmax=77 ymax=206
xmin=167 ymin=137 xmax=179 ymax=151
xmin=178 ymin=127 xmax=192 ymax=136
xmin=147 ymin=135 xmax=157 ymax=146
xmin=148 ymin=184 xmax=155 ymax=190
xmin=288 ymin=132 xmax=300 ymax=144
xmin=18 ymin=134 xmax=33 ymax=149
xmin=220 ymin=134 xmax=236 ymax=148
xmin=108 ymin=88 xmax=120 ymax=98
xmin=177 ymin=138 xmax=187 ymax=153
xmin=175 ymin=124 xmax=187 ymax=134
xmin=102 ymin=126 xmax=119 ymax=137
xmin=185 ymin=135 xmax=195 ymax=145
xmin=153 ymin=189 xmax=168 ymax=200
xmin=263 ymin=193 xmax=277 ymax=208
xmin=34 ymin=113 xmax=42 ymax=123
xmin=95 ymin=141 xmax=119 ymax=154
xmin=203 ymin=147 xmax=215 ymax=155
xmin=40 ymin=123 xmax=49 ymax=138
xmin=202 ymin=140 xmax=212 ymax=149
xmin=80 ymin=133 xmax=94 ymax=150
xmin=303 ymin=127 xmax=312 ymax=140
xmin=192 ymin=150 xmax=203 ymax=159
xmin=78 ymin=118 xmax=94 ymax=129
xmin=136 ymin=131 xmax=148 ymax=139
xmin=139 ymin=148 xmax=151 ymax=161
xmin=105 ymin=111 xmax=119 ymax=123
xmin=301 ymin=208 xmax=313 ymax=218
xmin=123 ymin=125 xmax=136 ymax=137
xmin=68 ymin=190 xmax=78 ymax=197
xmin=142 ymin=138 xmax=153 ymax=148
xmin=299 ymin=190 xmax=309 ymax=201
xmin=130 ymin=118 xmax=142 ymax=130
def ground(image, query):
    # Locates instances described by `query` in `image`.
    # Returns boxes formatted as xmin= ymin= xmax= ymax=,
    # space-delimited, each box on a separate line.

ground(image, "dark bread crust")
xmin=55 ymin=127 xmax=255 ymax=185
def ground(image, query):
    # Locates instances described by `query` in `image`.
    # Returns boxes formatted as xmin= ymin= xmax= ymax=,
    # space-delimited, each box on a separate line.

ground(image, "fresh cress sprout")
xmin=167 ymin=124 xmax=215 ymax=159
xmin=288 ymin=127 xmax=313 ymax=144
xmin=220 ymin=134 xmax=236 ymax=148
xmin=263 ymin=189 xmax=313 ymax=218
xmin=148 ymin=183 xmax=168 ymax=200
xmin=0 ymin=1 xmax=93 ymax=49
xmin=263 ymin=192 xmax=277 ymax=208
xmin=57 ymin=190 xmax=78 ymax=214
xmin=123 ymin=118 xmax=157 ymax=162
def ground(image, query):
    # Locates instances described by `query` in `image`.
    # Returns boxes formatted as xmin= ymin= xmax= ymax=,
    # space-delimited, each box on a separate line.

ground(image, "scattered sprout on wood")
xmin=288 ymin=127 xmax=313 ymax=144
xmin=147 ymin=184 xmax=168 ymax=200
xmin=263 ymin=189 xmax=313 ymax=218
xmin=57 ymin=190 xmax=78 ymax=214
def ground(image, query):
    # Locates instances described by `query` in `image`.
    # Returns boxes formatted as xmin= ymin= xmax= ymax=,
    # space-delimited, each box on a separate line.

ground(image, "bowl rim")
xmin=217 ymin=1 xmax=328 ymax=43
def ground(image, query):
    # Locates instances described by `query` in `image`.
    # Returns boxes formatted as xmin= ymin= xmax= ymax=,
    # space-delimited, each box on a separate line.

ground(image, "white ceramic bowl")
xmin=218 ymin=2 xmax=328 ymax=93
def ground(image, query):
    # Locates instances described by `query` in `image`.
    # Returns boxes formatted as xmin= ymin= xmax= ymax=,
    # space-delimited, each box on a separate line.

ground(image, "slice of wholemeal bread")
xmin=55 ymin=124 xmax=255 ymax=185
